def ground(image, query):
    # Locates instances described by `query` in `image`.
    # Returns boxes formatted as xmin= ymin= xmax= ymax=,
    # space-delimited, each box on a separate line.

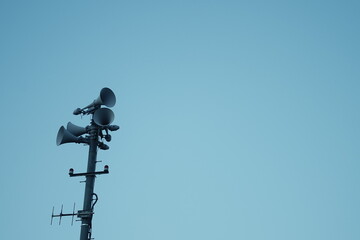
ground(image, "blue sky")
xmin=0 ymin=1 xmax=359 ymax=239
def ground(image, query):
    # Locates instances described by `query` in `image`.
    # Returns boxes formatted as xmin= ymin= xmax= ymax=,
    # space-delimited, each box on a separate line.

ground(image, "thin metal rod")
xmin=69 ymin=170 xmax=108 ymax=177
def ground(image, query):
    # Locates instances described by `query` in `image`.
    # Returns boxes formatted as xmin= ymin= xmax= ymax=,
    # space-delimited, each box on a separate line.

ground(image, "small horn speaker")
xmin=93 ymin=108 xmax=115 ymax=126
xmin=85 ymin=87 xmax=116 ymax=109
xmin=56 ymin=126 xmax=80 ymax=145
xmin=67 ymin=122 xmax=87 ymax=136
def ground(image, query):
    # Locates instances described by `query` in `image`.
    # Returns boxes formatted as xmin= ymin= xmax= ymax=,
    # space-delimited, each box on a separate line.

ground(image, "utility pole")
xmin=51 ymin=88 xmax=119 ymax=240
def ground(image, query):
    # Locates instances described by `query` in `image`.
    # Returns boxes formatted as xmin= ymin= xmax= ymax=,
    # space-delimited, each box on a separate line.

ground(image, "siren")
xmin=56 ymin=126 xmax=84 ymax=146
xmin=67 ymin=122 xmax=87 ymax=136
xmin=91 ymin=87 xmax=116 ymax=107
xmin=74 ymin=88 xmax=116 ymax=115
xmin=85 ymin=87 xmax=116 ymax=108
xmin=93 ymin=108 xmax=114 ymax=126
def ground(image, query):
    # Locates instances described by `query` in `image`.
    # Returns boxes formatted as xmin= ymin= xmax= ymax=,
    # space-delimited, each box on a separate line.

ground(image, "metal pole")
xmin=53 ymin=88 xmax=118 ymax=239
xmin=80 ymin=122 xmax=98 ymax=240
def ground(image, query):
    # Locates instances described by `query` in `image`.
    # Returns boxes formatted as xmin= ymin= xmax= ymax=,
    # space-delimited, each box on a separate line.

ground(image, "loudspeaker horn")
xmin=93 ymin=108 xmax=115 ymax=126
xmin=85 ymin=87 xmax=116 ymax=109
xmin=56 ymin=126 xmax=81 ymax=146
xmin=67 ymin=122 xmax=87 ymax=136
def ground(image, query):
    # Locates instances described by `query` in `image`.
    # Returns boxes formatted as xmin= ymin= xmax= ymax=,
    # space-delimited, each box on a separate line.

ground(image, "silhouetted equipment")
xmin=52 ymin=87 xmax=119 ymax=240
xmin=108 ymin=125 xmax=120 ymax=131
xmin=56 ymin=126 xmax=86 ymax=146
xmin=93 ymin=108 xmax=114 ymax=126
xmin=67 ymin=122 xmax=88 ymax=136
xmin=68 ymin=166 xmax=110 ymax=177
xmin=51 ymin=203 xmax=76 ymax=226
xmin=85 ymin=87 xmax=116 ymax=108
xmin=73 ymin=87 xmax=116 ymax=115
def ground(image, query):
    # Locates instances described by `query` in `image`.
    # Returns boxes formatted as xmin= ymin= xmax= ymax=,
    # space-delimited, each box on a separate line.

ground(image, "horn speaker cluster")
xmin=56 ymin=87 xmax=118 ymax=146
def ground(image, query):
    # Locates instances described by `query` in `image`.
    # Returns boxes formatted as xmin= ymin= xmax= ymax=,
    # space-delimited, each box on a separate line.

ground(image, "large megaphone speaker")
xmin=85 ymin=87 xmax=116 ymax=109
xmin=67 ymin=122 xmax=87 ymax=136
xmin=56 ymin=126 xmax=81 ymax=146
xmin=93 ymin=108 xmax=115 ymax=126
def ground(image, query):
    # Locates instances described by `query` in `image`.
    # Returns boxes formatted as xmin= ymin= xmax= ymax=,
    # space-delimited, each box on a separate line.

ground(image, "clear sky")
xmin=0 ymin=1 xmax=359 ymax=240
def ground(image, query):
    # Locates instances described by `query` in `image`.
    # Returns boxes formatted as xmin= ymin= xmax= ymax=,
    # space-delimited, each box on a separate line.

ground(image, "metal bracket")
xmin=77 ymin=210 xmax=95 ymax=219
xmin=69 ymin=169 xmax=109 ymax=177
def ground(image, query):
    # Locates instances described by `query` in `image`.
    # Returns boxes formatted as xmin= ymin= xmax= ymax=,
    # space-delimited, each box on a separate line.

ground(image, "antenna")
xmin=51 ymin=87 xmax=120 ymax=240
xmin=51 ymin=204 xmax=77 ymax=226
